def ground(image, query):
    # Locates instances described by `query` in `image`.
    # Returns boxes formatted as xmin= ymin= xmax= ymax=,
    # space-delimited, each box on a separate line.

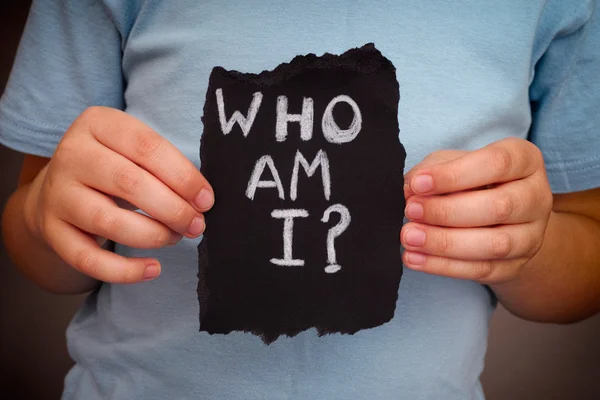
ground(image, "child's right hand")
xmin=23 ymin=107 xmax=214 ymax=284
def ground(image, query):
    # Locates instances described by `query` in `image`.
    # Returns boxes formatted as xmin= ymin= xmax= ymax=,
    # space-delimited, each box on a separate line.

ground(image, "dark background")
xmin=1 ymin=2 xmax=599 ymax=399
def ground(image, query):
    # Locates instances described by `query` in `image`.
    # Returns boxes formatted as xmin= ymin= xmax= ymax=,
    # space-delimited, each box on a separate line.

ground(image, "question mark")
xmin=321 ymin=204 xmax=351 ymax=274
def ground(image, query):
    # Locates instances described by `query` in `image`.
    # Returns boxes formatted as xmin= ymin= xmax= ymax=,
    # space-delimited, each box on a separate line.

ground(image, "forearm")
xmin=2 ymin=183 xmax=99 ymax=294
xmin=491 ymin=210 xmax=600 ymax=323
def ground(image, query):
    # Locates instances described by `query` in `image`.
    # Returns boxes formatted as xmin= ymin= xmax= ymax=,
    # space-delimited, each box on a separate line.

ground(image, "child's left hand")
xmin=401 ymin=137 xmax=553 ymax=284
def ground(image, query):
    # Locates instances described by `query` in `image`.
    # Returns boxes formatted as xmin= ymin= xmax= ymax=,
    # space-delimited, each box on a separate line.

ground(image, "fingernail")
xmin=194 ymin=188 xmax=214 ymax=210
xmin=405 ymin=202 xmax=424 ymax=220
xmin=143 ymin=264 xmax=161 ymax=281
xmin=405 ymin=228 xmax=426 ymax=247
xmin=406 ymin=252 xmax=427 ymax=266
xmin=187 ymin=216 xmax=205 ymax=237
xmin=168 ymin=232 xmax=183 ymax=245
xmin=412 ymin=175 xmax=433 ymax=194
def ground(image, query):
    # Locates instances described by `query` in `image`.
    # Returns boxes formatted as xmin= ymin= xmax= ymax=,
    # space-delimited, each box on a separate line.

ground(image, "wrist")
xmin=22 ymin=166 xmax=48 ymax=240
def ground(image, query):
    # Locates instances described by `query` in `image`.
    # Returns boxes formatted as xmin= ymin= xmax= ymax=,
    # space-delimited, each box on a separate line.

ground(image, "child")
xmin=1 ymin=1 xmax=599 ymax=399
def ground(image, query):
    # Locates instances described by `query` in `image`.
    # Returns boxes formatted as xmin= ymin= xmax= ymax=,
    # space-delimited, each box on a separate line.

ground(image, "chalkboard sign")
xmin=198 ymin=44 xmax=406 ymax=344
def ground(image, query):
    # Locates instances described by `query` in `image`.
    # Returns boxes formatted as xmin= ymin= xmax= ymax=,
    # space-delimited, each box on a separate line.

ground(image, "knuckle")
xmin=164 ymin=204 xmax=189 ymax=227
xmin=488 ymin=147 xmax=513 ymax=176
xmin=134 ymin=130 xmax=163 ymax=160
xmin=80 ymin=106 xmax=104 ymax=119
xmin=174 ymin=167 xmax=196 ymax=189
xmin=150 ymin=229 xmax=172 ymax=248
xmin=77 ymin=106 xmax=109 ymax=132
xmin=54 ymin=142 xmax=85 ymax=172
xmin=54 ymin=138 xmax=76 ymax=160
xmin=435 ymin=202 xmax=454 ymax=225
xmin=121 ymin=263 xmax=136 ymax=284
xmin=525 ymin=140 xmax=544 ymax=163
xmin=527 ymin=226 xmax=546 ymax=256
xmin=436 ymin=231 xmax=454 ymax=253
xmin=90 ymin=208 xmax=118 ymax=236
xmin=80 ymin=106 xmax=103 ymax=121
xmin=491 ymin=196 xmax=514 ymax=223
xmin=113 ymin=167 xmax=143 ymax=195
xmin=74 ymin=250 xmax=100 ymax=276
xmin=519 ymin=184 xmax=535 ymax=208
xmin=490 ymin=232 xmax=513 ymax=259
xmin=445 ymin=165 xmax=460 ymax=189
xmin=472 ymin=260 xmax=495 ymax=282
xmin=438 ymin=256 xmax=453 ymax=274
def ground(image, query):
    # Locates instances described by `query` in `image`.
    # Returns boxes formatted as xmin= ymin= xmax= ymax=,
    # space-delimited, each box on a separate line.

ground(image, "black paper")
xmin=198 ymin=43 xmax=406 ymax=344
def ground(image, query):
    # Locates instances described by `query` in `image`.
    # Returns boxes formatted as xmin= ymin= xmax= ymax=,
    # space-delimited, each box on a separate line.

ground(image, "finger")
xmin=44 ymin=217 xmax=161 ymax=283
xmin=404 ymin=150 xmax=466 ymax=199
xmin=73 ymin=142 xmax=205 ymax=237
xmin=402 ymin=251 xmax=524 ymax=284
xmin=405 ymin=178 xmax=550 ymax=227
xmin=401 ymin=222 xmax=544 ymax=261
xmin=58 ymin=185 xmax=182 ymax=248
xmin=405 ymin=138 xmax=542 ymax=195
xmin=79 ymin=107 xmax=214 ymax=212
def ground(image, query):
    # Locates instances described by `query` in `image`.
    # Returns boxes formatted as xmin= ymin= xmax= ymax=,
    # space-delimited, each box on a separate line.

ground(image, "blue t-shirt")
xmin=1 ymin=1 xmax=599 ymax=399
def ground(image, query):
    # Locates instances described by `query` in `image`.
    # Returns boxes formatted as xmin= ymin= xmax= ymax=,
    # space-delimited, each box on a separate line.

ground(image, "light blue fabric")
xmin=0 ymin=1 xmax=598 ymax=399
